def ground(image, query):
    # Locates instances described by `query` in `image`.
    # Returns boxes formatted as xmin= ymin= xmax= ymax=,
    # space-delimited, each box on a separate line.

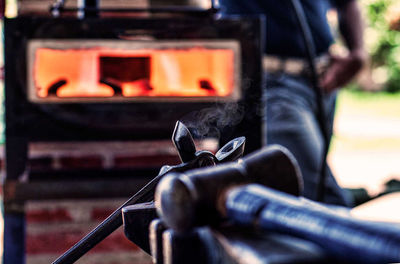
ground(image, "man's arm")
xmin=321 ymin=0 xmax=367 ymax=92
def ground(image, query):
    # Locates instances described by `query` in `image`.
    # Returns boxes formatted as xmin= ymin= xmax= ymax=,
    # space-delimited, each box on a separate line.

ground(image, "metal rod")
xmin=50 ymin=6 xmax=217 ymax=15
xmin=288 ymin=0 xmax=330 ymax=202
xmin=51 ymin=174 xmax=161 ymax=264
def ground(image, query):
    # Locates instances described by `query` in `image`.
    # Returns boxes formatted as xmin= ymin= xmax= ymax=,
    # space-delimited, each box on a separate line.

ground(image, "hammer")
xmin=155 ymin=145 xmax=303 ymax=232
xmin=156 ymin=147 xmax=400 ymax=263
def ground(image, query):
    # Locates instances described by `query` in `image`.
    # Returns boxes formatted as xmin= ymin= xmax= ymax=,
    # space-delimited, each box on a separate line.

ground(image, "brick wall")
xmin=27 ymin=141 xmax=183 ymax=171
xmin=26 ymin=199 xmax=153 ymax=264
xmin=1 ymin=139 xmax=217 ymax=263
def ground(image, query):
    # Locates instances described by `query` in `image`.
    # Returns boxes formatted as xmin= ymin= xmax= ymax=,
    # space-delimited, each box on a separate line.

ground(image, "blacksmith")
xmin=219 ymin=0 xmax=367 ymax=206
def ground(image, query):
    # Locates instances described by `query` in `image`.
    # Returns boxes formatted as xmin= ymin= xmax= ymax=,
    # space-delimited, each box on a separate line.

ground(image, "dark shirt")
xmin=219 ymin=0 xmax=351 ymax=58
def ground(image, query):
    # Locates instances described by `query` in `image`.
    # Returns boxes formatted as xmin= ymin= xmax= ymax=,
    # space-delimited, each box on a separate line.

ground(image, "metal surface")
xmin=150 ymin=219 xmax=168 ymax=264
xmin=51 ymin=0 xmax=219 ymax=16
xmin=162 ymin=229 xmax=211 ymax=264
xmin=215 ymin=137 xmax=245 ymax=162
xmin=122 ymin=202 xmax=157 ymax=254
xmin=172 ymin=121 xmax=197 ymax=163
xmin=212 ymin=227 xmax=326 ymax=264
xmin=152 ymin=225 xmax=326 ymax=264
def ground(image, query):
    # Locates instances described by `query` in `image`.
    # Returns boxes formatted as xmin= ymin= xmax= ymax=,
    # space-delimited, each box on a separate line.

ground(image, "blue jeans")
xmin=263 ymin=72 xmax=352 ymax=206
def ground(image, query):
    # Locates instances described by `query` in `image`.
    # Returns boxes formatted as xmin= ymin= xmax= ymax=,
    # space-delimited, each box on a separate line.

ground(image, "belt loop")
xmin=285 ymin=59 xmax=304 ymax=75
xmin=263 ymin=56 xmax=283 ymax=73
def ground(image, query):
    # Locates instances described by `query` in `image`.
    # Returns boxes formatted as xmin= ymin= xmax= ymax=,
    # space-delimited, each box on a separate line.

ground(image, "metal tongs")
xmin=52 ymin=121 xmax=246 ymax=264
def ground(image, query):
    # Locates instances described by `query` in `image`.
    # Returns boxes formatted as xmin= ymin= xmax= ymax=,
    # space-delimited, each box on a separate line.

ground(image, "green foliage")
xmin=363 ymin=0 xmax=400 ymax=93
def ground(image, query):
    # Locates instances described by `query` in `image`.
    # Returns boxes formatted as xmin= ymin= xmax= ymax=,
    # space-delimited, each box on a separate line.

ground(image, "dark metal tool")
xmin=172 ymin=121 xmax=197 ymax=163
xmin=155 ymin=144 xmax=400 ymax=263
xmin=122 ymin=137 xmax=246 ymax=257
xmin=155 ymin=145 xmax=303 ymax=232
xmin=52 ymin=121 xmax=246 ymax=264
xmin=121 ymin=202 xmax=157 ymax=254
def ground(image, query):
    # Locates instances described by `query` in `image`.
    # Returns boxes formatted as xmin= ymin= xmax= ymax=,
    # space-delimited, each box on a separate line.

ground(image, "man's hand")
xmin=320 ymin=51 xmax=367 ymax=93
xmin=321 ymin=0 xmax=367 ymax=93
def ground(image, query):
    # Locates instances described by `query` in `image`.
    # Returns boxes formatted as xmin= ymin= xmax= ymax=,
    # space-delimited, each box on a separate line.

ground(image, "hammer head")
xmin=155 ymin=145 xmax=303 ymax=232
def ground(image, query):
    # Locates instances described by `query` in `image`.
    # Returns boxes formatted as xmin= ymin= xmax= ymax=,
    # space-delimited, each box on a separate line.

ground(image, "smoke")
xmin=180 ymin=102 xmax=245 ymax=140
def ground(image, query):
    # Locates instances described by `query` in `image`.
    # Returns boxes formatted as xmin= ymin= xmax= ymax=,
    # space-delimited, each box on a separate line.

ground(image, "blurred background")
xmin=326 ymin=0 xmax=400 ymax=197
xmin=0 ymin=0 xmax=400 ymax=263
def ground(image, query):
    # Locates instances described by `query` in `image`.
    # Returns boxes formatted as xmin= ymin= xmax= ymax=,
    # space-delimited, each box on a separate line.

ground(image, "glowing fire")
xmin=33 ymin=47 xmax=236 ymax=99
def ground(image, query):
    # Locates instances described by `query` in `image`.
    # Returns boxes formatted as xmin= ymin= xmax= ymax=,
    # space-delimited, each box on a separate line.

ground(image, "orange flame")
xmin=33 ymin=47 xmax=236 ymax=99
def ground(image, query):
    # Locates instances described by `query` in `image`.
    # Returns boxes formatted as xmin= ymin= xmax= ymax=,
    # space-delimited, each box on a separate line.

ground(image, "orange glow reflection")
xmin=34 ymin=47 xmax=235 ymax=98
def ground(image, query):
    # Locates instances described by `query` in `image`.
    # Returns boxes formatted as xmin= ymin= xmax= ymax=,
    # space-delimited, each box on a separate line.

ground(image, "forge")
xmin=29 ymin=40 xmax=239 ymax=101
xmin=2 ymin=1 xmax=263 ymax=263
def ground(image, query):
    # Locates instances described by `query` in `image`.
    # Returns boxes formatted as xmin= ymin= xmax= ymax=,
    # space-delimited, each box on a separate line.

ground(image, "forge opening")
xmin=29 ymin=41 xmax=240 ymax=102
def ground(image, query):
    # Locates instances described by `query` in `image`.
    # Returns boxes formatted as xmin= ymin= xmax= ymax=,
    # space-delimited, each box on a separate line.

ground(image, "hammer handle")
xmin=225 ymin=184 xmax=400 ymax=264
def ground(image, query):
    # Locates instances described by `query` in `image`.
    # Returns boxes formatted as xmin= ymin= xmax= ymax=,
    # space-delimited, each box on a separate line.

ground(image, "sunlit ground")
xmin=330 ymin=89 xmax=400 ymax=221
xmin=330 ymin=89 xmax=400 ymax=195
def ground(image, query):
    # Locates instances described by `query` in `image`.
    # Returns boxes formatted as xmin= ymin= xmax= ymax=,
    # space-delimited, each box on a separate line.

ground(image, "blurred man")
xmin=219 ymin=0 xmax=366 ymax=206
